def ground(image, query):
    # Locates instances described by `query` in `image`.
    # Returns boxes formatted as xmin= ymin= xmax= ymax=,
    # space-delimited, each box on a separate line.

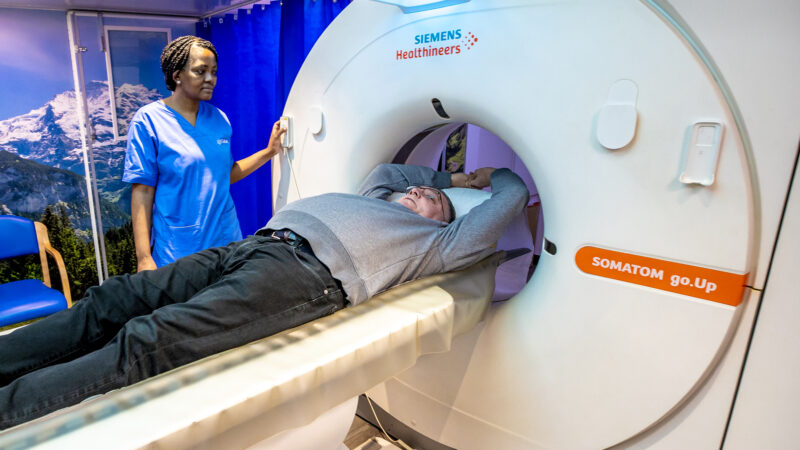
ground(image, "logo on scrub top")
xmin=395 ymin=28 xmax=479 ymax=61
xmin=217 ymin=138 xmax=230 ymax=145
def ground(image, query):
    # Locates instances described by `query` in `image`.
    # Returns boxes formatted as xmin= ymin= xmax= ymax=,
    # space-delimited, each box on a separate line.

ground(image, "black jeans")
xmin=0 ymin=236 xmax=345 ymax=429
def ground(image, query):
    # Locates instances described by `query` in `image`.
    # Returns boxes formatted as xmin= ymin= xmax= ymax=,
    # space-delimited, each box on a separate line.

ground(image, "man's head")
xmin=398 ymin=186 xmax=456 ymax=223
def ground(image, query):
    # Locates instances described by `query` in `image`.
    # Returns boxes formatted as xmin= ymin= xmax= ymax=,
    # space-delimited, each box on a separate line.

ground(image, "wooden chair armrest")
xmin=34 ymin=222 xmax=72 ymax=307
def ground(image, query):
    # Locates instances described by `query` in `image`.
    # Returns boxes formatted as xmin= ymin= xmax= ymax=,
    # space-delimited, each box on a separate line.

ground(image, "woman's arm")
xmin=131 ymin=183 xmax=157 ymax=272
xmin=230 ymin=120 xmax=286 ymax=184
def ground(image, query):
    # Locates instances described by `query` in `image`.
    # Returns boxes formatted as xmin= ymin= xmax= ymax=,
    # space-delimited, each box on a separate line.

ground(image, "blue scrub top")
xmin=123 ymin=100 xmax=242 ymax=267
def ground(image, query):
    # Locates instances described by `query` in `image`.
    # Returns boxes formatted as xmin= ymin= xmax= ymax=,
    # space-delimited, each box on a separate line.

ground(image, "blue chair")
xmin=0 ymin=215 xmax=72 ymax=328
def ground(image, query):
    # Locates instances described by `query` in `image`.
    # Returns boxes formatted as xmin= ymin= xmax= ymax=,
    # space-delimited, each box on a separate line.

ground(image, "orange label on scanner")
xmin=575 ymin=246 xmax=748 ymax=306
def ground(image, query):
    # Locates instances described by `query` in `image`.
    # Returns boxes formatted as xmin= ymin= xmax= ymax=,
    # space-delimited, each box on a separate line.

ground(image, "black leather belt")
xmin=257 ymin=229 xmax=313 ymax=254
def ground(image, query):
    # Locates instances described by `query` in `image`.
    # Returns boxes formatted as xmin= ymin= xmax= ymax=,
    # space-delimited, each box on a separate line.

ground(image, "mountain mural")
xmin=0 ymin=150 xmax=129 ymax=233
xmin=0 ymin=81 xmax=162 ymax=229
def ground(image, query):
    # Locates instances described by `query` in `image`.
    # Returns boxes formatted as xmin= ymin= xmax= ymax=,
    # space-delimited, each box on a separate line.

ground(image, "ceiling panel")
xmin=0 ymin=0 xmax=267 ymax=17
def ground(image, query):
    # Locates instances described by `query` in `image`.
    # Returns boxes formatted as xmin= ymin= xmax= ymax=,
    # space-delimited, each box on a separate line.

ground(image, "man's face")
xmin=398 ymin=186 xmax=451 ymax=222
xmin=176 ymin=45 xmax=217 ymax=101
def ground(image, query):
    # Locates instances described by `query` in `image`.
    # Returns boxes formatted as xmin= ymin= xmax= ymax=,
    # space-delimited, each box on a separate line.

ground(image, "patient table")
xmin=0 ymin=252 xmax=505 ymax=449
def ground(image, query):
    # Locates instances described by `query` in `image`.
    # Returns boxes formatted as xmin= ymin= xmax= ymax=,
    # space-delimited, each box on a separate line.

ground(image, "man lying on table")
xmin=0 ymin=163 xmax=528 ymax=429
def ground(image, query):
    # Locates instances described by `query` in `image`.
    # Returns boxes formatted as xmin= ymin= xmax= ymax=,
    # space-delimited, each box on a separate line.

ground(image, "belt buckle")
xmin=271 ymin=230 xmax=298 ymax=245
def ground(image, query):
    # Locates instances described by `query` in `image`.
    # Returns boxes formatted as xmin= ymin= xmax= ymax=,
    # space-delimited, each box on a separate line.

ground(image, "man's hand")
xmin=452 ymin=167 xmax=496 ymax=189
xmin=466 ymin=167 xmax=495 ymax=189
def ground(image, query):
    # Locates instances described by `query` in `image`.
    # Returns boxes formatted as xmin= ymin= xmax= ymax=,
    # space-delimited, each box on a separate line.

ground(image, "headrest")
xmin=388 ymin=187 xmax=491 ymax=220
xmin=441 ymin=187 xmax=491 ymax=219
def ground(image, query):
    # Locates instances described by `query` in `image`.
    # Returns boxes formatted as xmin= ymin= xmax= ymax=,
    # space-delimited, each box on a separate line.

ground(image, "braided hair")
xmin=160 ymin=36 xmax=218 ymax=91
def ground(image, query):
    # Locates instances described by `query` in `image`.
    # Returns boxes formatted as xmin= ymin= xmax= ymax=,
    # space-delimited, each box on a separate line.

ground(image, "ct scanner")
xmin=277 ymin=0 xmax=755 ymax=447
xmin=1 ymin=0 xmax=798 ymax=448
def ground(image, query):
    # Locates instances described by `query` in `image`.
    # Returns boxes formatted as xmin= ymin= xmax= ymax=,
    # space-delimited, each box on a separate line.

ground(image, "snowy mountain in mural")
xmin=0 ymin=81 xmax=161 ymax=181
xmin=0 ymin=81 xmax=162 ymax=227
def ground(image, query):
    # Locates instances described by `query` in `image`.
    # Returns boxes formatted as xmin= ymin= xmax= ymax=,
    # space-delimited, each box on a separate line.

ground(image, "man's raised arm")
xmin=437 ymin=168 xmax=530 ymax=272
xmin=357 ymin=164 xmax=454 ymax=199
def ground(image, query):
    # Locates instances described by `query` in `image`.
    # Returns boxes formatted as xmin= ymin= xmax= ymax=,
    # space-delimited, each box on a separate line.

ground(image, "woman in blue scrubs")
xmin=123 ymin=36 xmax=284 ymax=271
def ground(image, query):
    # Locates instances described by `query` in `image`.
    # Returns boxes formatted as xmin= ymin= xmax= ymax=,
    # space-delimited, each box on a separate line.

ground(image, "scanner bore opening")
xmin=392 ymin=122 xmax=544 ymax=300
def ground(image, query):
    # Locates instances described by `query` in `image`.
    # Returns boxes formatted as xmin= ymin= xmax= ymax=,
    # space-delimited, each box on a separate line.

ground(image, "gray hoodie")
xmin=263 ymin=164 xmax=529 ymax=306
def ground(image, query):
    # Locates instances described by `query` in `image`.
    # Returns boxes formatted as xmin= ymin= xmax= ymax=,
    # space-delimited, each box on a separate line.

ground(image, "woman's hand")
xmin=265 ymin=120 xmax=287 ymax=159
xmin=137 ymin=256 xmax=158 ymax=272
xmin=230 ymin=121 xmax=287 ymax=183
xmin=131 ymin=183 xmax=156 ymax=272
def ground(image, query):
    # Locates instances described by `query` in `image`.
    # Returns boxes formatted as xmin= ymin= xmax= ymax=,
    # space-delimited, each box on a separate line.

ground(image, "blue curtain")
xmin=196 ymin=0 xmax=350 ymax=236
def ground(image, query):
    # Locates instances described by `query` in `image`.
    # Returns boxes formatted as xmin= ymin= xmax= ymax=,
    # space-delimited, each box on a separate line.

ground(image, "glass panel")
xmin=0 ymin=9 xmax=100 ymax=304
xmin=107 ymin=29 xmax=170 ymax=138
